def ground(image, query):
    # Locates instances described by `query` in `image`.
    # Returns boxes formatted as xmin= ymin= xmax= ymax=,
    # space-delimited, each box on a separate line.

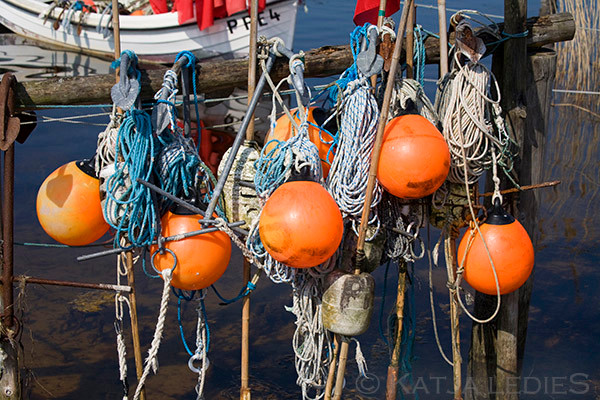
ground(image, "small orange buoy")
xmin=36 ymin=160 xmax=109 ymax=246
xmin=264 ymin=108 xmax=336 ymax=178
xmin=259 ymin=181 xmax=343 ymax=268
xmin=377 ymin=114 xmax=450 ymax=199
xmin=150 ymin=211 xmax=231 ymax=291
xmin=457 ymin=201 xmax=534 ymax=295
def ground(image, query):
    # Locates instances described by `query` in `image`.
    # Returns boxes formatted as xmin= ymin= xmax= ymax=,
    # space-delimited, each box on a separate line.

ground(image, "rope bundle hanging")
xmin=435 ymin=20 xmax=514 ymax=185
xmin=326 ymin=79 xmax=381 ymax=224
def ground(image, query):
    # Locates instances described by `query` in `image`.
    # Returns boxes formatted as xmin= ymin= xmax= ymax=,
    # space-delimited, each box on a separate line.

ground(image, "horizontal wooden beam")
xmin=14 ymin=12 xmax=574 ymax=109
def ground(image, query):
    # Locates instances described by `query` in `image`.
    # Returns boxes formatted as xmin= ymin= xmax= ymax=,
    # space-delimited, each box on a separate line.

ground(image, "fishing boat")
xmin=0 ymin=0 xmax=298 ymax=62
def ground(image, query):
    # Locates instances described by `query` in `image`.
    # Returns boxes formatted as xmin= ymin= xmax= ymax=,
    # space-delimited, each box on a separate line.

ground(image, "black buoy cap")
xmin=170 ymin=188 xmax=207 ymax=216
xmin=485 ymin=198 xmax=516 ymax=225
xmin=75 ymin=157 xmax=97 ymax=178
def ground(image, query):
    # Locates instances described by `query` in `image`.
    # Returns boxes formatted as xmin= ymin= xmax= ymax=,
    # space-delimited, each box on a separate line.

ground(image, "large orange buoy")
xmin=259 ymin=180 xmax=343 ymax=268
xmin=377 ymin=114 xmax=450 ymax=199
xmin=36 ymin=160 xmax=109 ymax=246
xmin=457 ymin=201 xmax=534 ymax=295
xmin=264 ymin=108 xmax=336 ymax=178
xmin=150 ymin=210 xmax=231 ymax=290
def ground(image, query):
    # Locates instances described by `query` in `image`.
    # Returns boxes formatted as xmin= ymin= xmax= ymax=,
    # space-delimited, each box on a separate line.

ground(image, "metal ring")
xmin=151 ymin=248 xmax=177 ymax=275
xmin=188 ymin=352 xmax=209 ymax=374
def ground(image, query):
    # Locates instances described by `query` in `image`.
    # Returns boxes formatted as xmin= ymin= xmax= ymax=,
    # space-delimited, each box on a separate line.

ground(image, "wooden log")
xmin=13 ymin=13 xmax=575 ymax=109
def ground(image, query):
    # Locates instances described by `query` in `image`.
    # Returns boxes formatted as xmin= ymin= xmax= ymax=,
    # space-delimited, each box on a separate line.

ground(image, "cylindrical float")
xmin=322 ymin=270 xmax=375 ymax=336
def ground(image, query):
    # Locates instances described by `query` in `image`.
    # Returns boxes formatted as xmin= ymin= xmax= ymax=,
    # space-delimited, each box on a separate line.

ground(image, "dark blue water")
xmin=5 ymin=0 xmax=600 ymax=399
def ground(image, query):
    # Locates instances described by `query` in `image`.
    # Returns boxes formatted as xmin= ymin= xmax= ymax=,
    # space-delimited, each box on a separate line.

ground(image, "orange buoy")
xmin=150 ymin=210 xmax=231 ymax=290
xmin=36 ymin=160 xmax=109 ymax=246
xmin=259 ymin=180 xmax=343 ymax=268
xmin=457 ymin=201 xmax=534 ymax=295
xmin=377 ymin=114 xmax=450 ymax=199
xmin=264 ymin=107 xmax=336 ymax=178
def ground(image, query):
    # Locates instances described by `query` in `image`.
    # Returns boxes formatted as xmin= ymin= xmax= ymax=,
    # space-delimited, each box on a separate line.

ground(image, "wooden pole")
xmin=385 ymin=262 xmax=407 ymax=400
xmin=111 ymin=2 xmax=144 ymax=398
xmin=445 ymin=235 xmax=462 ymax=399
xmin=324 ymin=335 xmax=339 ymax=400
xmin=13 ymin=13 xmax=575 ymax=109
xmin=406 ymin=2 xmax=416 ymax=79
xmin=240 ymin=2 xmax=258 ymax=399
xmin=437 ymin=0 xmax=448 ymax=75
xmin=331 ymin=2 xmax=413 ymax=399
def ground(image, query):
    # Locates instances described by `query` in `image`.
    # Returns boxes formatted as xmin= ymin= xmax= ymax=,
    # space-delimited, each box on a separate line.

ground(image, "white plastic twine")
xmin=190 ymin=291 xmax=210 ymax=400
xmin=326 ymin=80 xmax=382 ymax=224
xmin=453 ymin=116 xmax=502 ymax=324
xmin=438 ymin=51 xmax=507 ymax=184
xmin=133 ymin=268 xmax=173 ymax=400
xmin=95 ymin=104 xmax=121 ymax=175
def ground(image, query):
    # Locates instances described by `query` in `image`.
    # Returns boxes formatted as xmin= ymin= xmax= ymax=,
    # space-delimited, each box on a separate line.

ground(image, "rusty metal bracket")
xmin=0 ymin=73 xmax=36 ymax=150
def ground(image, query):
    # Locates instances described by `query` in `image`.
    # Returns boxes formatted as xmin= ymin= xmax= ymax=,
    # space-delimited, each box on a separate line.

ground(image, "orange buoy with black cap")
xmin=150 ymin=202 xmax=231 ymax=291
xmin=457 ymin=199 xmax=534 ymax=295
xmin=36 ymin=159 xmax=109 ymax=246
xmin=259 ymin=173 xmax=343 ymax=268
xmin=264 ymin=107 xmax=337 ymax=178
xmin=377 ymin=114 xmax=450 ymax=199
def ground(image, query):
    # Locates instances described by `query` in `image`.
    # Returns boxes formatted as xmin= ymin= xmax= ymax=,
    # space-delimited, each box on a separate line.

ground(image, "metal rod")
xmin=3 ymin=275 xmax=131 ymax=293
xmin=438 ymin=0 xmax=449 ymax=75
xmin=77 ymin=221 xmax=246 ymax=262
xmin=2 ymin=145 xmax=15 ymax=328
xmin=480 ymin=180 xmax=561 ymax=197
xmin=203 ymin=51 xmax=277 ymax=219
xmin=135 ymin=178 xmax=248 ymax=236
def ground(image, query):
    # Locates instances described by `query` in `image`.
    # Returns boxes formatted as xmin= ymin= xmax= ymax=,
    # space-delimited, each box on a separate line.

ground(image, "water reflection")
xmin=3 ymin=1 xmax=600 ymax=396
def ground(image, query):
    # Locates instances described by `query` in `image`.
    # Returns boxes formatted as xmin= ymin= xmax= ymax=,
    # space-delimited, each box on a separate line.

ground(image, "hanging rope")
xmin=132 ymin=265 xmax=174 ymax=400
xmin=326 ymin=79 xmax=381 ymax=229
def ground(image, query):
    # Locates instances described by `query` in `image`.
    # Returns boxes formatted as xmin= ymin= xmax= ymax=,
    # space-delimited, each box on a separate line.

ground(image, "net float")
xmin=36 ymin=159 xmax=109 ymax=246
xmin=457 ymin=200 xmax=535 ymax=295
xmin=150 ymin=205 xmax=232 ymax=291
xmin=259 ymin=180 xmax=343 ymax=268
xmin=264 ymin=107 xmax=336 ymax=178
xmin=377 ymin=114 xmax=450 ymax=199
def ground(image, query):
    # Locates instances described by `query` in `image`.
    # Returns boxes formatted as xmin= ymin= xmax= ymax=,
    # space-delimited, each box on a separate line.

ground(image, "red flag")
xmin=353 ymin=0 xmax=400 ymax=26
xmin=149 ymin=0 xmax=169 ymax=14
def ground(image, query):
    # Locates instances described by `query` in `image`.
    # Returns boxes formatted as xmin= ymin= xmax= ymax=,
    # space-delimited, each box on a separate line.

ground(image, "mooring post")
xmin=0 ymin=143 xmax=19 ymax=400
xmin=495 ymin=0 xmax=528 ymax=397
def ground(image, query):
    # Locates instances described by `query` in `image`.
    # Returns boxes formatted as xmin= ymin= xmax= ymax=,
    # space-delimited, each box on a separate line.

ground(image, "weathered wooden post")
xmin=466 ymin=0 xmax=559 ymax=398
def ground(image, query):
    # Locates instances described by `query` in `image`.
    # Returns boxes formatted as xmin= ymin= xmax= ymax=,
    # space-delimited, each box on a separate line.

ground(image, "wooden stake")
xmin=324 ymin=335 xmax=339 ymax=400
xmin=445 ymin=235 xmax=462 ymax=400
xmin=330 ymin=2 xmax=414 ymax=398
xmin=111 ymin=2 xmax=144 ymax=398
xmin=438 ymin=0 xmax=448 ymax=76
xmin=241 ymin=1 xmax=258 ymax=399
xmin=406 ymin=2 xmax=416 ymax=79
xmin=385 ymin=262 xmax=407 ymax=400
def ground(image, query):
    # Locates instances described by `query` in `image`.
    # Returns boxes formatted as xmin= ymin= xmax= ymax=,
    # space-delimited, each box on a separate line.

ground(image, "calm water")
xmin=4 ymin=0 xmax=600 ymax=399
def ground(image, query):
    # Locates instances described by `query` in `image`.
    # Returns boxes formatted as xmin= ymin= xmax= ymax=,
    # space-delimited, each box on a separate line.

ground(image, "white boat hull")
xmin=0 ymin=0 xmax=298 ymax=62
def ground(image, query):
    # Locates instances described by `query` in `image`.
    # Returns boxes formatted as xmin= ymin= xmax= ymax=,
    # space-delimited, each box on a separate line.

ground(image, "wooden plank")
xmin=13 ymin=13 xmax=575 ymax=109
